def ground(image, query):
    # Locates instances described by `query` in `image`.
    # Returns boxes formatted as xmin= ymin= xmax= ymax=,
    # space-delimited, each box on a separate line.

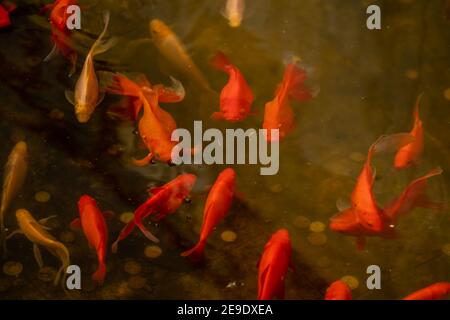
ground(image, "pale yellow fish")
xmin=223 ymin=0 xmax=245 ymax=28
xmin=0 ymin=141 xmax=28 ymax=255
xmin=149 ymin=19 xmax=211 ymax=91
xmin=10 ymin=209 xmax=70 ymax=287
xmin=66 ymin=12 xmax=116 ymax=123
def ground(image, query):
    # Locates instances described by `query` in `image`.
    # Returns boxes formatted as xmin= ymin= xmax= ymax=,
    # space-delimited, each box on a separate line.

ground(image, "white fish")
xmin=223 ymin=0 xmax=245 ymax=28
xmin=0 ymin=141 xmax=28 ymax=255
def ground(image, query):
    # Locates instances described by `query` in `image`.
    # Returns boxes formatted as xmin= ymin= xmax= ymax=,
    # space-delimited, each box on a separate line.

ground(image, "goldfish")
xmin=181 ymin=168 xmax=235 ymax=259
xmin=8 ymin=209 xmax=70 ymax=286
xmin=325 ymin=280 xmax=352 ymax=300
xmin=210 ymin=51 xmax=254 ymax=122
xmin=394 ymin=94 xmax=424 ymax=169
xmin=149 ymin=19 xmax=211 ymax=91
xmin=112 ymin=174 xmax=196 ymax=253
xmin=329 ymin=133 xmax=444 ymax=250
xmin=222 ymin=0 xmax=245 ymax=28
xmin=65 ymin=11 xmax=116 ymax=123
xmin=403 ymin=282 xmax=450 ymax=300
xmin=257 ymin=229 xmax=292 ymax=300
xmin=262 ymin=63 xmax=312 ymax=141
xmin=107 ymin=74 xmax=186 ymax=165
xmin=0 ymin=141 xmax=28 ymax=256
xmin=70 ymin=195 xmax=110 ymax=285
xmin=0 ymin=2 xmax=16 ymax=28
xmin=41 ymin=0 xmax=78 ymax=75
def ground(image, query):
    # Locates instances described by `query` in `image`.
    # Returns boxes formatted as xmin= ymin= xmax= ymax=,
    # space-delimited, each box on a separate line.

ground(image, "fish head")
xmin=271 ymin=229 xmax=291 ymax=247
xmin=15 ymin=209 xmax=32 ymax=222
xmin=177 ymin=174 xmax=197 ymax=193
xmin=14 ymin=141 xmax=28 ymax=156
xmin=149 ymin=19 xmax=172 ymax=42
xmin=78 ymin=195 xmax=96 ymax=214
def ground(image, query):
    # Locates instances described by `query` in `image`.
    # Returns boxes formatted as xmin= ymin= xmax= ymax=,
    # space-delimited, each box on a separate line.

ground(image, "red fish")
xmin=394 ymin=94 xmax=424 ymax=169
xmin=257 ymin=229 xmax=292 ymax=300
xmin=0 ymin=2 xmax=16 ymax=28
xmin=325 ymin=280 xmax=352 ymax=300
xmin=403 ymin=282 xmax=450 ymax=300
xmin=210 ymin=51 xmax=254 ymax=122
xmin=111 ymin=174 xmax=196 ymax=253
xmin=41 ymin=0 xmax=77 ymax=75
xmin=181 ymin=168 xmax=236 ymax=259
xmin=107 ymin=74 xmax=185 ymax=165
xmin=329 ymin=133 xmax=443 ymax=250
xmin=70 ymin=195 xmax=110 ymax=285
xmin=262 ymin=63 xmax=312 ymax=141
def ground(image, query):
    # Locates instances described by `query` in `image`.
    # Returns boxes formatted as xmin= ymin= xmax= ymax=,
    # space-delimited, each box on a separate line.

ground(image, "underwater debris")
xmin=220 ymin=230 xmax=237 ymax=242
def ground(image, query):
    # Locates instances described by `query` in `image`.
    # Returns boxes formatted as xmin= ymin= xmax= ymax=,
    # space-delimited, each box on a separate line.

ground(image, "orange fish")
xmin=325 ymin=280 xmax=352 ymax=300
xmin=210 ymin=51 xmax=254 ymax=122
xmin=257 ymin=229 xmax=292 ymax=300
xmin=41 ymin=0 xmax=78 ymax=76
xmin=329 ymin=134 xmax=443 ymax=250
xmin=71 ymin=195 xmax=110 ymax=285
xmin=107 ymin=74 xmax=186 ymax=165
xmin=394 ymin=94 xmax=424 ymax=169
xmin=181 ymin=168 xmax=236 ymax=259
xmin=403 ymin=282 xmax=450 ymax=300
xmin=111 ymin=174 xmax=196 ymax=253
xmin=262 ymin=63 xmax=312 ymax=141
xmin=0 ymin=2 xmax=16 ymax=28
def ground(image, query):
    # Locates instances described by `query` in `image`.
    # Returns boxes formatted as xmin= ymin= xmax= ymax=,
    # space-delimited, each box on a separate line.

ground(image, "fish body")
xmin=257 ymin=229 xmax=292 ymax=300
xmin=325 ymin=280 xmax=352 ymax=300
xmin=111 ymin=174 xmax=196 ymax=253
xmin=0 ymin=141 xmax=28 ymax=254
xmin=223 ymin=0 xmax=245 ymax=28
xmin=394 ymin=94 xmax=424 ymax=169
xmin=149 ymin=19 xmax=210 ymax=91
xmin=210 ymin=51 xmax=254 ymax=122
xmin=181 ymin=168 xmax=235 ymax=259
xmin=0 ymin=2 xmax=16 ymax=28
xmin=262 ymin=63 xmax=312 ymax=141
xmin=329 ymin=134 xmax=443 ymax=250
xmin=66 ymin=12 xmax=115 ymax=123
xmin=73 ymin=195 xmax=108 ymax=284
xmin=403 ymin=282 xmax=450 ymax=300
xmin=16 ymin=209 xmax=70 ymax=286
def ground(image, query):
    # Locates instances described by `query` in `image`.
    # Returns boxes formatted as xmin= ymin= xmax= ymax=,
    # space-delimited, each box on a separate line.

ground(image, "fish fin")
xmin=413 ymin=93 xmax=424 ymax=125
xmin=211 ymin=112 xmax=223 ymax=121
xmin=336 ymin=198 xmax=351 ymax=211
xmin=43 ymin=44 xmax=59 ymax=62
xmin=106 ymin=74 xmax=142 ymax=98
xmin=96 ymin=91 xmax=106 ymax=107
xmin=107 ymin=97 xmax=140 ymax=122
xmin=91 ymin=35 xmax=117 ymax=57
xmin=70 ymin=218 xmax=82 ymax=230
xmin=39 ymin=3 xmax=54 ymax=15
xmin=65 ymin=90 xmax=75 ymax=106
xmin=157 ymin=76 xmax=186 ymax=103
xmin=90 ymin=12 xmax=117 ymax=57
xmin=210 ymin=51 xmax=232 ymax=72
xmin=132 ymin=152 xmax=154 ymax=166
xmin=284 ymin=63 xmax=312 ymax=103
xmin=111 ymin=220 xmax=136 ymax=253
xmin=148 ymin=186 xmax=164 ymax=195
xmin=33 ymin=244 xmax=44 ymax=269
xmin=5 ymin=229 xmax=22 ymax=240
xmin=356 ymin=237 xmax=366 ymax=251
xmin=39 ymin=215 xmax=57 ymax=227
xmin=92 ymin=261 xmax=106 ymax=285
xmin=180 ymin=241 xmax=205 ymax=260
xmin=371 ymin=133 xmax=415 ymax=155
xmin=134 ymin=216 xmax=160 ymax=243
xmin=257 ymin=264 xmax=270 ymax=300
xmin=102 ymin=210 xmax=114 ymax=219
xmin=68 ymin=53 xmax=77 ymax=77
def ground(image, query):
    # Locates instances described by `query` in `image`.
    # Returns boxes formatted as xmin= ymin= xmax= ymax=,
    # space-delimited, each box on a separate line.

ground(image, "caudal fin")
xmin=92 ymin=262 xmax=106 ymax=285
xmin=90 ymin=12 xmax=117 ymax=57
xmin=210 ymin=51 xmax=232 ymax=72
xmin=283 ymin=63 xmax=313 ymax=103
xmin=180 ymin=241 xmax=205 ymax=260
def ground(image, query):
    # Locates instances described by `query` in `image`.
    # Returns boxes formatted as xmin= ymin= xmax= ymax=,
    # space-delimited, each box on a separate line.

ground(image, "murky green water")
xmin=0 ymin=0 xmax=449 ymax=299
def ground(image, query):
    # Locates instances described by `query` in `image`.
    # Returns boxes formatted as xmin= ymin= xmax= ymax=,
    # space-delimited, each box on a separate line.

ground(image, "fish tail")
xmin=284 ymin=64 xmax=312 ymax=102
xmin=180 ymin=240 xmax=205 ymax=260
xmin=90 ymin=11 xmax=117 ymax=57
xmin=413 ymin=93 xmax=424 ymax=125
xmin=210 ymin=51 xmax=232 ymax=72
xmin=92 ymin=261 xmax=106 ymax=285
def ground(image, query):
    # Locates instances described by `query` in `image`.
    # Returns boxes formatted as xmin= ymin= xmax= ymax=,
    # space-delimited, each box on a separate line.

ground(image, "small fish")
xmin=10 ymin=209 xmax=70 ymax=286
xmin=181 ymin=168 xmax=235 ymax=259
xmin=112 ymin=174 xmax=196 ymax=253
xmin=325 ymin=280 xmax=352 ymax=300
xmin=210 ymin=51 xmax=254 ymax=122
xmin=222 ymin=0 xmax=245 ymax=28
xmin=262 ymin=63 xmax=312 ymax=141
xmin=70 ymin=195 xmax=110 ymax=285
xmin=149 ymin=19 xmax=211 ymax=91
xmin=41 ymin=0 xmax=78 ymax=75
xmin=0 ymin=141 xmax=28 ymax=255
xmin=107 ymin=74 xmax=186 ymax=165
xmin=394 ymin=94 xmax=424 ymax=169
xmin=403 ymin=282 xmax=450 ymax=300
xmin=257 ymin=229 xmax=292 ymax=300
xmin=329 ymin=134 xmax=444 ymax=250
xmin=66 ymin=11 xmax=116 ymax=123
xmin=0 ymin=2 xmax=16 ymax=28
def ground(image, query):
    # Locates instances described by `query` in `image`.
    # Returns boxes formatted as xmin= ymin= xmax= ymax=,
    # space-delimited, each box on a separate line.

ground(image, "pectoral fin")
xmin=70 ymin=218 xmax=82 ymax=230
xmin=33 ymin=244 xmax=44 ymax=269
xmin=39 ymin=215 xmax=57 ymax=227
xmin=65 ymin=90 xmax=75 ymax=106
xmin=43 ymin=44 xmax=59 ymax=62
